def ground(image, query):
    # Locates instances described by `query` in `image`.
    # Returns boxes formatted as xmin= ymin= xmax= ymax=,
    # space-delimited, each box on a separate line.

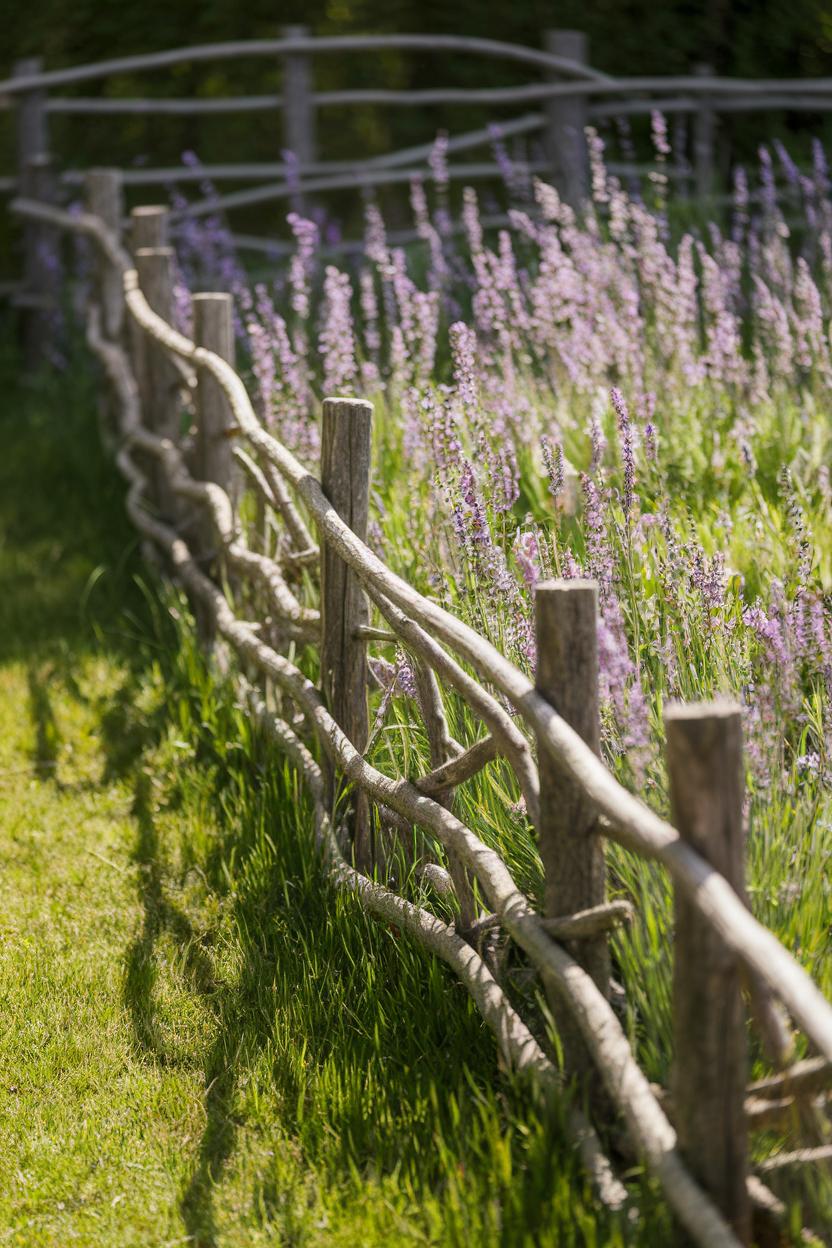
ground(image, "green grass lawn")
xmin=0 ymin=334 xmax=654 ymax=1245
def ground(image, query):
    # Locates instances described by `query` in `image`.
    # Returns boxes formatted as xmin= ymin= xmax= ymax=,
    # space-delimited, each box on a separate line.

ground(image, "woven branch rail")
xmin=5 ymin=30 xmax=831 ymax=224
xmin=7 ymin=28 xmax=829 ymax=339
xmin=11 ymin=188 xmax=832 ymax=1246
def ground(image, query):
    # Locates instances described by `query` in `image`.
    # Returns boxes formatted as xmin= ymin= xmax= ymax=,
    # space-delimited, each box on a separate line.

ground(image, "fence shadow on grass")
xmin=124 ymin=768 xmax=218 ymax=1061
xmin=112 ymin=737 xmax=283 ymax=1244
xmin=26 ymin=662 xmax=61 ymax=780
xmin=0 ymin=329 xmax=272 ymax=1244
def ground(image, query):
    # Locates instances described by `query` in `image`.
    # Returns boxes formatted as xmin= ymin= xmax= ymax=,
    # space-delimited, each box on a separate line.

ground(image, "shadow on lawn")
xmin=26 ymin=663 xmax=62 ymax=780
xmin=0 ymin=331 xmax=271 ymax=1245
xmin=124 ymin=770 xmax=218 ymax=1058
xmin=112 ymin=722 xmax=283 ymax=1245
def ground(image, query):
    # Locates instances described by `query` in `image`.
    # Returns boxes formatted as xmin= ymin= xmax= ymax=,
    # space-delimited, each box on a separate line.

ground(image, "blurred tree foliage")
xmin=7 ymin=0 xmax=832 ymax=77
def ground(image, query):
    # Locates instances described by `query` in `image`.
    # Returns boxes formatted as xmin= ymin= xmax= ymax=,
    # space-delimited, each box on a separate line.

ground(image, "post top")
xmin=322 ymin=395 xmax=373 ymax=412
xmin=664 ymin=697 xmax=742 ymax=721
xmin=192 ymin=291 xmax=233 ymax=304
xmin=536 ymin=577 xmax=599 ymax=595
xmin=13 ymin=56 xmax=43 ymax=74
xmin=130 ymin=204 xmax=168 ymax=218
xmin=134 ymin=245 xmax=174 ymax=257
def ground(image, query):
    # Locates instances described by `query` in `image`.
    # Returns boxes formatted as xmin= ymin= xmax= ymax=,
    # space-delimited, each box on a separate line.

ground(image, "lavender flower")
xmin=319 ymin=266 xmax=357 ymax=395
xmin=428 ymin=132 xmax=449 ymax=191
xmin=611 ymin=388 xmax=635 ymax=517
xmin=541 ymin=436 xmax=565 ymax=499
xmin=287 ymin=212 xmax=319 ymax=323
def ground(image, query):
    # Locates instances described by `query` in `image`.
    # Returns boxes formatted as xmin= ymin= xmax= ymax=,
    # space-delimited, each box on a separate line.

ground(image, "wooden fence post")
xmin=191 ymin=292 xmax=235 ymax=642
xmin=281 ymin=24 xmax=316 ymax=212
xmin=13 ymin=57 xmax=48 ymax=179
xmin=693 ymin=64 xmax=716 ymax=199
xmin=320 ymin=396 xmax=372 ymax=866
xmin=130 ymin=204 xmax=169 ymax=252
xmin=85 ymin=168 xmax=124 ymax=341
xmin=672 ymin=116 xmax=692 ymax=200
xmin=666 ymin=700 xmax=751 ymax=1244
xmin=14 ymin=57 xmax=57 ymax=370
xmin=128 ymin=206 xmax=173 ymax=514
xmin=134 ymin=244 xmax=181 ymax=520
xmin=193 ymin=292 xmax=235 ymax=555
xmin=534 ymin=579 xmax=609 ymax=1077
xmin=543 ymin=30 xmax=589 ymax=208
xmin=18 ymin=153 xmax=58 ymax=371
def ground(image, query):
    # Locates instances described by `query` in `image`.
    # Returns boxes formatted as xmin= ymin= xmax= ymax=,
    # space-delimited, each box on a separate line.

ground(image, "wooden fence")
xmin=4 ymin=30 xmax=832 ymax=314
xmin=9 ymin=177 xmax=832 ymax=1246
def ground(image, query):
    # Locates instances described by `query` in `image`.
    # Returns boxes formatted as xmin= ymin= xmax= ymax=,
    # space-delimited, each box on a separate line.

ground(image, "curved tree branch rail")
xmin=0 ymin=34 xmax=610 ymax=97
xmin=11 ymin=190 xmax=832 ymax=1246
xmin=5 ymin=30 xmax=829 ymax=321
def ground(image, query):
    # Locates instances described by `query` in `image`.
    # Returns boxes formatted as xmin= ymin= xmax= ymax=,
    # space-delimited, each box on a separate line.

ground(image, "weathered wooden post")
xmin=534 ymin=579 xmax=609 ymax=1077
xmin=85 ymin=168 xmax=124 ymax=341
xmin=320 ymin=396 xmax=372 ymax=866
xmin=666 ymin=700 xmax=751 ymax=1244
xmin=282 ymin=23 xmax=316 ymax=211
xmin=134 ymin=244 xmax=181 ymax=519
xmin=84 ymin=169 xmax=125 ymax=453
xmin=14 ymin=57 xmax=57 ymax=370
xmin=130 ymin=204 xmax=169 ymax=253
xmin=191 ymin=292 xmax=235 ymax=639
xmin=193 ymin=293 xmax=235 ymax=545
xmin=693 ymin=64 xmax=716 ymax=199
xmin=13 ymin=57 xmax=48 ymax=177
xmin=128 ymin=206 xmax=173 ymax=513
xmin=18 ymin=153 xmax=57 ymax=371
xmin=672 ymin=116 xmax=692 ymax=201
xmin=543 ymin=30 xmax=589 ymax=208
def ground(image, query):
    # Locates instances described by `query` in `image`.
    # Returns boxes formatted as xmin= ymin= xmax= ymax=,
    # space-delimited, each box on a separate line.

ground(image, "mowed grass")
xmin=0 ymin=332 xmax=659 ymax=1245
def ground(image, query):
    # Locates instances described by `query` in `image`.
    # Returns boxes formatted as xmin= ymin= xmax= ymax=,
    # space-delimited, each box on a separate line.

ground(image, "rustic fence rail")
xmin=9 ymin=181 xmax=832 ymax=1245
xmin=3 ymin=31 xmax=832 ymax=305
